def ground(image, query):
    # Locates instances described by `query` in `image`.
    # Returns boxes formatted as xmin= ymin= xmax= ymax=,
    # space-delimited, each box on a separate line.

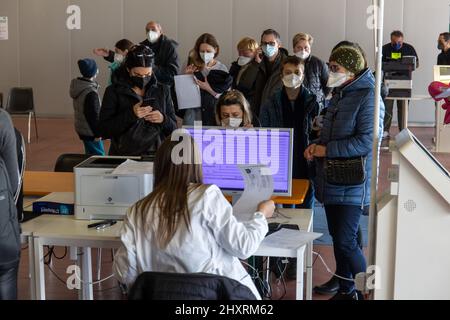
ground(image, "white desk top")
xmin=385 ymin=95 xmax=431 ymax=101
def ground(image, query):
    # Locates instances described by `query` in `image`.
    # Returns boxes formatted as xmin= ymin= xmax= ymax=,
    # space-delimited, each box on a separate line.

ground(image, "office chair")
xmin=54 ymin=154 xmax=91 ymax=173
xmin=128 ymin=272 xmax=257 ymax=300
xmin=6 ymin=87 xmax=38 ymax=143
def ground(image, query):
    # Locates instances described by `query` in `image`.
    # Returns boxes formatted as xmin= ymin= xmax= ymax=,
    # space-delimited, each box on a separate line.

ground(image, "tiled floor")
xmin=11 ymin=116 xmax=450 ymax=300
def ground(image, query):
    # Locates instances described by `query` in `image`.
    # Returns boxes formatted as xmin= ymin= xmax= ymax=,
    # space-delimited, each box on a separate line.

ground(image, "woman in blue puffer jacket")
xmin=305 ymin=45 xmax=384 ymax=300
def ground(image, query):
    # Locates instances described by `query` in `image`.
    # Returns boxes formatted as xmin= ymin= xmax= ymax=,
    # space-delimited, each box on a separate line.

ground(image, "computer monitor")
xmin=182 ymin=126 xmax=294 ymax=196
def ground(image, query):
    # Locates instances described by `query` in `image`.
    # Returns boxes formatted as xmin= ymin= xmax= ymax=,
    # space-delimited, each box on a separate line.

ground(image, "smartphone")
xmin=88 ymin=220 xmax=117 ymax=230
xmin=142 ymin=97 xmax=156 ymax=108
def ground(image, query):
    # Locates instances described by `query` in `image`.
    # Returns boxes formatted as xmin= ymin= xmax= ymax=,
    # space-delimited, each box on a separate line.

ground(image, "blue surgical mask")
xmin=262 ymin=44 xmax=278 ymax=58
xmin=392 ymin=42 xmax=402 ymax=51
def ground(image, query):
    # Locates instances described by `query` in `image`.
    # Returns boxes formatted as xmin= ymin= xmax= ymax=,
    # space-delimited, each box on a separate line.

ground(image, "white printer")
xmin=74 ymin=156 xmax=154 ymax=220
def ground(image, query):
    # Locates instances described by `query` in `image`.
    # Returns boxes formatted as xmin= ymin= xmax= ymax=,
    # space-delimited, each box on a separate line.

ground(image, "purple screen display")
xmin=186 ymin=128 xmax=292 ymax=193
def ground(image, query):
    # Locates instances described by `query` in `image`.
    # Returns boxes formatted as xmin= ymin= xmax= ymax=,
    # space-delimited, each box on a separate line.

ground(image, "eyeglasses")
xmin=261 ymin=41 xmax=277 ymax=47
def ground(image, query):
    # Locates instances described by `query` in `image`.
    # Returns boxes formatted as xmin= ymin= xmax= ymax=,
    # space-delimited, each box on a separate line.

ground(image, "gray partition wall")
xmin=0 ymin=0 xmax=448 ymax=124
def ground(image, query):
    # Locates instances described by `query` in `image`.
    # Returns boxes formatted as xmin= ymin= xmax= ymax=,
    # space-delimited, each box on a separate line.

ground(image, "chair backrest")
xmin=54 ymin=154 xmax=91 ymax=172
xmin=6 ymin=87 xmax=34 ymax=114
xmin=128 ymin=272 xmax=257 ymax=300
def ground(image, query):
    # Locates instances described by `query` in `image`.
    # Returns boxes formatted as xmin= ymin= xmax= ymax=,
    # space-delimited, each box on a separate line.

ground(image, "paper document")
xmin=174 ymin=75 xmax=202 ymax=110
xmin=261 ymin=229 xmax=323 ymax=250
xmin=0 ymin=17 xmax=8 ymax=40
xmin=232 ymin=164 xmax=273 ymax=222
xmin=111 ymin=159 xmax=153 ymax=175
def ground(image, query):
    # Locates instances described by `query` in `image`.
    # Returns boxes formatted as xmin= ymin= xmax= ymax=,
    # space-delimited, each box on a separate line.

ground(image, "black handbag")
xmin=116 ymin=119 xmax=162 ymax=156
xmin=323 ymin=105 xmax=367 ymax=186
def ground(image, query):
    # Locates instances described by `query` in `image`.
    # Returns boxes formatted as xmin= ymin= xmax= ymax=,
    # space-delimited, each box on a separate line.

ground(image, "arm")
xmin=98 ymin=86 xmax=138 ymax=139
xmin=104 ymin=50 xmax=114 ymax=63
xmin=0 ymin=112 xmax=19 ymax=194
xmin=206 ymin=186 xmax=268 ymax=260
xmin=153 ymin=44 xmax=180 ymax=86
xmin=259 ymin=99 xmax=272 ymax=127
xmin=326 ymin=92 xmax=376 ymax=158
xmin=320 ymin=60 xmax=331 ymax=99
xmin=113 ymin=209 xmax=138 ymax=289
xmin=161 ymin=87 xmax=177 ymax=136
xmin=84 ymin=92 xmax=101 ymax=137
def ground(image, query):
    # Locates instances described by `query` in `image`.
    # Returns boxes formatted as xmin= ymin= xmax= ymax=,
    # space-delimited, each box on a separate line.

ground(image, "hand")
xmin=304 ymin=144 xmax=316 ymax=161
xmin=257 ymin=200 xmax=275 ymax=219
xmin=244 ymin=123 xmax=254 ymax=128
xmin=313 ymin=145 xmax=327 ymax=158
xmin=145 ymin=110 xmax=164 ymax=124
xmin=133 ymin=103 xmax=153 ymax=119
xmin=94 ymin=137 xmax=102 ymax=142
xmin=255 ymin=49 xmax=263 ymax=64
xmin=194 ymin=77 xmax=216 ymax=97
xmin=185 ymin=64 xmax=198 ymax=74
xmin=93 ymin=48 xmax=110 ymax=57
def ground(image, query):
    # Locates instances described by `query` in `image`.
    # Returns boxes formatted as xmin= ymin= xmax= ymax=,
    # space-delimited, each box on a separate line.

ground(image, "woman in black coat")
xmin=99 ymin=45 xmax=177 ymax=156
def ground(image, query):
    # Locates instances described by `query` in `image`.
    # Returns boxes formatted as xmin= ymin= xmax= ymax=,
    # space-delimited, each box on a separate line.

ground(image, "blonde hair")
xmin=293 ymin=33 xmax=314 ymax=48
xmin=237 ymin=37 xmax=259 ymax=52
xmin=215 ymin=90 xmax=253 ymax=127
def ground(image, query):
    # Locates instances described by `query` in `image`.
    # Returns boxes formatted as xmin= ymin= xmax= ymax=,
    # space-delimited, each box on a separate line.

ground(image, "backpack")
xmin=0 ymin=157 xmax=21 ymax=269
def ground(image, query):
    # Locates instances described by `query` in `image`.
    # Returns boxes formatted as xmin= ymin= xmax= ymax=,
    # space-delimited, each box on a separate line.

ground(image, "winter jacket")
xmin=69 ymin=77 xmax=101 ymax=140
xmin=314 ymin=68 xmax=385 ymax=207
xmin=229 ymin=60 xmax=260 ymax=109
xmin=99 ymin=68 xmax=177 ymax=155
xmin=253 ymin=48 xmax=289 ymax=116
xmin=302 ymin=55 xmax=331 ymax=108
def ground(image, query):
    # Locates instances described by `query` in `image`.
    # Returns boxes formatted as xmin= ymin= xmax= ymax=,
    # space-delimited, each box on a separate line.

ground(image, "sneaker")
xmin=330 ymin=290 xmax=364 ymax=301
xmin=314 ymin=276 xmax=340 ymax=295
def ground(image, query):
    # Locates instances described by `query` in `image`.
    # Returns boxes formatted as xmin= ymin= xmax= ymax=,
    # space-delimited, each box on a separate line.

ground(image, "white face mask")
xmin=200 ymin=52 xmax=215 ymax=65
xmin=295 ymin=50 xmax=310 ymax=60
xmin=222 ymin=117 xmax=243 ymax=128
xmin=282 ymin=73 xmax=303 ymax=89
xmin=237 ymin=56 xmax=253 ymax=66
xmin=114 ymin=53 xmax=125 ymax=64
xmin=147 ymin=30 xmax=160 ymax=44
xmin=327 ymin=71 xmax=351 ymax=88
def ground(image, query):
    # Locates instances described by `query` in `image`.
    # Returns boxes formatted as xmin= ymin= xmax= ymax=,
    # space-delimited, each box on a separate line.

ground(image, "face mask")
xmin=131 ymin=75 xmax=151 ymax=89
xmin=327 ymin=71 xmax=351 ymax=88
xmin=262 ymin=44 xmax=278 ymax=58
xmin=282 ymin=73 xmax=303 ymax=89
xmin=200 ymin=52 xmax=215 ymax=65
xmin=114 ymin=53 xmax=125 ymax=64
xmin=295 ymin=50 xmax=310 ymax=60
xmin=222 ymin=118 xmax=243 ymax=128
xmin=237 ymin=56 xmax=253 ymax=66
xmin=147 ymin=30 xmax=160 ymax=44
xmin=392 ymin=42 xmax=402 ymax=51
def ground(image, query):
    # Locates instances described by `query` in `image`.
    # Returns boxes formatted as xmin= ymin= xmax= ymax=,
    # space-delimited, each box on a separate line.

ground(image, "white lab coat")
xmin=113 ymin=184 xmax=268 ymax=299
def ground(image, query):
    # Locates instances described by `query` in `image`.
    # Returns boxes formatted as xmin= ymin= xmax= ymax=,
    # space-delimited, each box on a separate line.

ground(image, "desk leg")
xmin=296 ymin=247 xmax=304 ymax=300
xmin=306 ymin=242 xmax=313 ymax=300
xmin=33 ymin=237 xmax=45 ymax=300
xmin=28 ymin=236 xmax=36 ymax=300
xmin=80 ymin=247 xmax=93 ymax=300
xmin=402 ymin=100 xmax=409 ymax=130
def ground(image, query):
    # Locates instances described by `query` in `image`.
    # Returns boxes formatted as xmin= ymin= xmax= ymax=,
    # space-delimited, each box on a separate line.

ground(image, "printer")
xmin=383 ymin=56 xmax=417 ymax=98
xmin=74 ymin=156 xmax=154 ymax=220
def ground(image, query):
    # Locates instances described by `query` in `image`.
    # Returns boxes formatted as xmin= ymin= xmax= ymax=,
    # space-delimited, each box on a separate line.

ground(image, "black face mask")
xmin=131 ymin=75 xmax=151 ymax=89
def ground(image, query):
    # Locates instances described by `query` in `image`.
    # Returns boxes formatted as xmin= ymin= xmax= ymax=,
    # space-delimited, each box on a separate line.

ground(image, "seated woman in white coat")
xmin=113 ymin=135 xmax=275 ymax=299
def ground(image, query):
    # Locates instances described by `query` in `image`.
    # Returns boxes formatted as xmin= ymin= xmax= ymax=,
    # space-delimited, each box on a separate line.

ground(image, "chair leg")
xmin=96 ymin=248 xmax=102 ymax=280
xmin=33 ymin=111 xmax=38 ymax=142
xmin=27 ymin=112 xmax=32 ymax=144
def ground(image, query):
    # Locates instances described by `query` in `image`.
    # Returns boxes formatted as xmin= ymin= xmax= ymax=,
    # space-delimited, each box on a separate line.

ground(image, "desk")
xmin=24 ymin=171 xmax=74 ymax=196
xmin=385 ymin=95 xmax=431 ymax=130
xmin=22 ymin=209 xmax=315 ymax=301
xmin=24 ymin=171 xmax=309 ymax=205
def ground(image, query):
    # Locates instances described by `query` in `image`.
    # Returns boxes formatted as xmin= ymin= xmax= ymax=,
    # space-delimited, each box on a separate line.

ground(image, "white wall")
xmin=0 ymin=0 xmax=448 ymax=123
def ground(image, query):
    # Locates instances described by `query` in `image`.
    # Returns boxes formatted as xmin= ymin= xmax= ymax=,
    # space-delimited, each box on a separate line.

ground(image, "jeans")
xmin=83 ymin=140 xmax=105 ymax=156
xmin=325 ymin=204 xmax=367 ymax=293
xmin=383 ymin=99 xmax=406 ymax=133
xmin=0 ymin=265 xmax=19 ymax=300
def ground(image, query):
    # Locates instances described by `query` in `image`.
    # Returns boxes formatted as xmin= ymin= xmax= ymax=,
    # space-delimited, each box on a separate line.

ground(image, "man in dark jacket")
xmin=253 ymin=29 xmax=288 ymax=117
xmin=437 ymin=32 xmax=450 ymax=65
xmin=70 ymin=59 xmax=105 ymax=155
xmin=99 ymin=45 xmax=177 ymax=156
xmin=260 ymin=55 xmax=319 ymax=209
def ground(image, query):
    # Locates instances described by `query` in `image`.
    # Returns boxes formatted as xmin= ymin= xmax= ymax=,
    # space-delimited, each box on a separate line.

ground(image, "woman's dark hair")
xmin=115 ymin=39 xmax=134 ymax=52
xmin=189 ymin=33 xmax=220 ymax=67
xmin=136 ymin=135 xmax=203 ymax=249
xmin=332 ymin=41 xmax=368 ymax=69
xmin=125 ymin=44 xmax=155 ymax=69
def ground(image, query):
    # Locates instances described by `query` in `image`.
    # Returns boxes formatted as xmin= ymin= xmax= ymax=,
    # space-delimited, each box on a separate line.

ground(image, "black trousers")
xmin=0 ymin=264 xmax=19 ymax=300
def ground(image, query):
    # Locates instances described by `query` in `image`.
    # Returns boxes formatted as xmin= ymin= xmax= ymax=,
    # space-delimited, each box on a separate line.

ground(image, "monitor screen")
xmin=183 ymin=127 xmax=293 ymax=196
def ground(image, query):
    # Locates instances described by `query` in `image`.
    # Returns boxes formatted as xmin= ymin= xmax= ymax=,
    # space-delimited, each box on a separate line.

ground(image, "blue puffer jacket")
xmin=314 ymin=68 xmax=385 ymax=207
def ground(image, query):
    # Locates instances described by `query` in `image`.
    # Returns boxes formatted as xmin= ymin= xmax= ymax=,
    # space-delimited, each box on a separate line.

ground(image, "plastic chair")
xmin=6 ymin=87 xmax=38 ymax=143
xmin=54 ymin=154 xmax=91 ymax=173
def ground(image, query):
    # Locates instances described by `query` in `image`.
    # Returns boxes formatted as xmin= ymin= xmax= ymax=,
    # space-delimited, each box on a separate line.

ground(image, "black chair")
xmin=128 ymin=272 xmax=257 ymax=300
xmin=6 ymin=87 xmax=38 ymax=143
xmin=54 ymin=154 xmax=91 ymax=172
